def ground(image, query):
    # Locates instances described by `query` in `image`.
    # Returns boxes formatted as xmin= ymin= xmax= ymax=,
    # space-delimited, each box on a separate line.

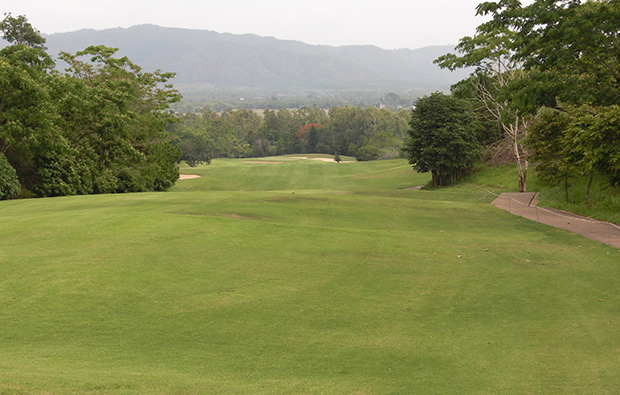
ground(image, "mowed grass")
xmin=1 ymin=156 xmax=619 ymax=394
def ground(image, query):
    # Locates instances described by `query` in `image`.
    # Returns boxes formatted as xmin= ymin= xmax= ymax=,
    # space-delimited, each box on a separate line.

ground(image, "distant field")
xmin=1 ymin=157 xmax=619 ymax=394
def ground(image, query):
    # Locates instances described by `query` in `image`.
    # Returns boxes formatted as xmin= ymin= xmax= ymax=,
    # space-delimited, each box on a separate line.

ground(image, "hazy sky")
xmin=2 ymin=0 xmax=524 ymax=50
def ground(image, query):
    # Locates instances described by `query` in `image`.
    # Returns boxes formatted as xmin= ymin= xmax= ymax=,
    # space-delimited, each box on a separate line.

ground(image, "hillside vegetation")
xmin=1 ymin=157 xmax=619 ymax=394
xmin=37 ymin=24 xmax=470 ymax=98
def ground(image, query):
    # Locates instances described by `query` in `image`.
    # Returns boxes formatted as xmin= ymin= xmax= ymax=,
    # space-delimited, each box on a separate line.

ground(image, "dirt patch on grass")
xmin=405 ymin=185 xmax=424 ymax=190
xmin=179 ymin=174 xmax=201 ymax=180
xmin=215 ymin=213 xmax=266 ymax=220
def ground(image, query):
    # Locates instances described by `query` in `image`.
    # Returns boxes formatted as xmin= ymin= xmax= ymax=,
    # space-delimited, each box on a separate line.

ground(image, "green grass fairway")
xmin=1 ymin=157 xmax=619 ymax=394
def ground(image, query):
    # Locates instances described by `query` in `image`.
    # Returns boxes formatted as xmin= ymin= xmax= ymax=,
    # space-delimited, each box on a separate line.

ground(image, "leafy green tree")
xmin=480 ymin=0 xmax=620 ymax=109
xmin=56 ymin=45 xmax=181 ymax=193
xmin=307 ymin=123 xmax=319 ymax=153
xmin=450 ymin=75 xmax=503 ymax=146
xmin=173 ymin=127 xmax=214 ymax=167
xmin=435 ymin=10 xmax=530 ymax=191
xmin=0 ymin=152 xmax=21 ymax=199
xmin=564 ymin=105 xmax=620 ymax=206
xmin=1 ymin=15 xmax=181 ymax=197
xmin=222 ymin=109 xmax=262 ymax=144
xmin=295 ymin=123 xmax=323 ymax=153
xmin=476 ymin=0 xmax=619 ymax=202
xmin=170 ymin=110 xmax=224 ymax=160
xmin=327 ymin=106 xmax=378 ymax=156
xmin=527 ymin=108 xmax=576 ymax=202
xmin=356 ymin=144 xmax=382 ymax=161
xmin=0 ymin=14 xmax=71 ymax=195
xmin=288 ymin=106 xmax=328 ymax=153
xmin=258 ymin=108 xmax=299 ymax=155
xmin=528 ymin=105 xmax=620 ymax=206
xmin=172 ymin=105 xmax=409 ymax=160
xmin=356 ymin=131 xmax=401 ymax=161
xmin=0 ymin=13 xmax=46 ymax=48
xmin=403 ymin=93 xmax=480 ymax=187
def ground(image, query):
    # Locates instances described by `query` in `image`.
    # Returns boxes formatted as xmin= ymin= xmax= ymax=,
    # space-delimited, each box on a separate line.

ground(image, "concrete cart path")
xmin=491 ymin=192 xmax=620 ymax=249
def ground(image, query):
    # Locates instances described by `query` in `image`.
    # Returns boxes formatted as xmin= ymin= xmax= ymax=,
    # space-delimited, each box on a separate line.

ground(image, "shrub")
xmin=0 ymin=153 xmax=22 ymax=199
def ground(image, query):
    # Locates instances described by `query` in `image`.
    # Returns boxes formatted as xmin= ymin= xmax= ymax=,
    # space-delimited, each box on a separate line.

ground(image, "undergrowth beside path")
xmin=453 ymin=164 xmax=620 ymax=225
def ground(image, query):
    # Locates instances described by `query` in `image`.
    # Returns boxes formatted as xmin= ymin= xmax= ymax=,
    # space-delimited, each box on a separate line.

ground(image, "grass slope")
xmin=456 ymin=164 xmax=620 ymax=224
xmin=1 ymin=157 xmax=619 ymax=394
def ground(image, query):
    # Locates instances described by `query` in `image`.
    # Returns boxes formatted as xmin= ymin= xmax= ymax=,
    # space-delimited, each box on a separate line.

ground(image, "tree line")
xmin=174 ymin=90 xmax=415 ymax=114
xmin=0 ymin=13 xmax=413 ymax=199
xmin=0 ymin=14 xmax=181 ymax=199
xmin=404 ymin=0 xmax=619 ymax=202
xmin=169 ymin=106 xmax=410 ymax=165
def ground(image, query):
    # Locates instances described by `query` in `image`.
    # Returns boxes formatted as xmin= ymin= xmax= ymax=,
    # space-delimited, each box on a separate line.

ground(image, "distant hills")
xmin=5 ymin=24 xmax=470 ymax=99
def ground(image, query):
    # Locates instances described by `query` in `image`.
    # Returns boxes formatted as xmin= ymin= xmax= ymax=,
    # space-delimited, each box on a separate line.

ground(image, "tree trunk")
xmin=510 ymin=119 xmax=528 ymax=193
xmin=564 ymin=178 xmax=569 ymax=203
xmin=516 ymin=159 xmax=528 ymax=192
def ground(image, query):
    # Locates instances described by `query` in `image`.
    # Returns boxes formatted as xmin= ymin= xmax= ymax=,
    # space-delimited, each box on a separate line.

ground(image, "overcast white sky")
xmin=2 ymin=0 xmax=528 ymax=50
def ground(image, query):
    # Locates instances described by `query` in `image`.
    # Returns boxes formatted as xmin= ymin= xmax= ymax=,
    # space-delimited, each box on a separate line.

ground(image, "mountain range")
xmin=7 ymin=24 xmax=470 ymax=98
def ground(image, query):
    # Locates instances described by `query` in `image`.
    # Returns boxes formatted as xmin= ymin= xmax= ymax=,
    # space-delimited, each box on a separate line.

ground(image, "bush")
xmin=356 ymin=144 xmax=382 ymax=161
xmin=0 ymin=153 xmax=22 ymax=199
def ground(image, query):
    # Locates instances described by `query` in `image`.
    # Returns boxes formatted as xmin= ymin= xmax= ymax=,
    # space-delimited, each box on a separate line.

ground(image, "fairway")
xmin=1 ymin=157 xmax=619 ymax=394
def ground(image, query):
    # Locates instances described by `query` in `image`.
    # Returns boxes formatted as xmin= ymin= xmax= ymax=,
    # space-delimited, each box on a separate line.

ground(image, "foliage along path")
xmin=491 ymin=193 xmax=620 ymax=249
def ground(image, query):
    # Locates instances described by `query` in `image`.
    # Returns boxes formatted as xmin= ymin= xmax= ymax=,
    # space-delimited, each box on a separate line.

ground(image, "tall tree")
xmin=564 ymin=105 xmax=620 ymax=206
xmin=56 ymin=45 xmax=181 ymax=193
xmin=475 ymin=0 xmax=620 ymax=204
xmin=1 ymin=14 xmax=183 ymax=197
xmin=0 ymin=13 xmax=69 ymax=195
xmin=527 ymin=107 xmax=576 ymax=202
xmin=0 ymin=13 xmax=46 ymax=48
xmin=435 ymin=11 xmax=531 ymax=191
xmin=530 ymin=105 xmax=620 ymax=206
xmin=403 ymin=93 xmax=480 ymax=187
xmin=476 ymin=0 xmax=620 ymax=110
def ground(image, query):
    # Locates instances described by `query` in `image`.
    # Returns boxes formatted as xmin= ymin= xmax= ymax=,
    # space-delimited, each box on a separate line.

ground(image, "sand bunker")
xmin=311 ymin=158 xmax=355 ymax=163
xmin=242 ymin=156 xmax=353 ymax=163
xmin=179 ymin=174 xmax=201 ymax=180
xmin=242 ymin=161 xmax=284 ymax=164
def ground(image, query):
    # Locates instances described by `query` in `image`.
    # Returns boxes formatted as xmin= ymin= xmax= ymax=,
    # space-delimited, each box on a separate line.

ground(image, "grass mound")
xmin=1 ymin=158 xmax=619 ymax=393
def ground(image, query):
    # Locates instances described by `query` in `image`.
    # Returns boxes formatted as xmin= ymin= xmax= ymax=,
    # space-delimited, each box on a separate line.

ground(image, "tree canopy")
xmin=0 ymin=12 xmax=46 ymax=48
xmin=434 ymin=0 xmax=619 ymax=200
xmin=0 ymin=14 xmax=181 ymax=198
xmin=403 ymin=92 xmax=480 ymax=187
xmin=477 ymin=0 xmax=620 ymax=110
xmin=170 ymin=106 xmax=410 ymax=164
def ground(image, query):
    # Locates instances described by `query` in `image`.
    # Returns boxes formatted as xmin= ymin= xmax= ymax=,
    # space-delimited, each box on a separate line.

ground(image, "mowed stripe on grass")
xmin=0 ymin=157 xmax=619 ymax=394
